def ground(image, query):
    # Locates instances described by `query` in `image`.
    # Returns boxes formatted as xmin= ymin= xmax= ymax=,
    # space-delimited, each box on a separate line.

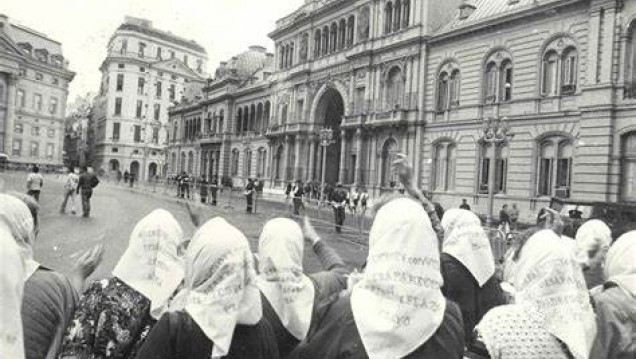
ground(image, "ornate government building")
xmin=168 ymin=0 xmax=636 ymax=220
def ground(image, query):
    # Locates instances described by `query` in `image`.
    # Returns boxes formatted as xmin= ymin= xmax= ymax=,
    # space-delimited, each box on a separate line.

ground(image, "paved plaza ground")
xmin=0 ymin=171 xmax=368 ymax=282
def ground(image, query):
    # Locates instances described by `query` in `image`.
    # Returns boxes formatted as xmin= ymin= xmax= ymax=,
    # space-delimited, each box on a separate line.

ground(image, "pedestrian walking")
xmin=60 ymin=166 xmax=79 ymax=214
xmin=359 ymin=188 xmax=369 ymax=214
xmin=26 ymin=165 xmax=44 ymax=202
xmin=509 ymin=203 xmax=520 ymax=230
xmin=460 ymin=198 xmax=471 ymax=211
xmin=199 ymin=176 xmax=208 ymax=204
xmin=292 ymin=180 xmax=304 ymax=215
xmin=349 ymin=187 xmax=359 ymax=214
xmin=285 ymin=182 xmax=292 ymax=202
xmin=124 ymin=170 xmax=130 ymax=184
xmin=330 ymin=183 xmax=348 ymax=233
xmin=116 ymin=170 xmax=122 ymax=184
xmin=499 ymin=204 xmax=511 ymax=234
xmin=129 ymin=172 xmax=135 ymax=188
xmin=210 ymin=176 xmax=219 ymax=206
xmin=77 ymin=167 xmax=100 ymax=218
xmin=245 ymin=178 xmax=255 ymax=213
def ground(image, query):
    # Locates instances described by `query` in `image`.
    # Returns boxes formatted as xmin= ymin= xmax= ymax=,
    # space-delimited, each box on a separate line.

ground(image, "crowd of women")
xmin=0 ymin=156 xmax=634 ymax=359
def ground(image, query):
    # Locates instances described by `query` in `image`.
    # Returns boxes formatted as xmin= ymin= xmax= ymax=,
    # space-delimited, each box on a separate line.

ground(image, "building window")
xmin=314 ymin=30 xmax=322 ymax=58
xmin=537 ymin=136 xmax=573 ymax=198
xmin=385 ymin=2 xmax=393 ymax=34
xmin=138 ymin=77 xmax=145 ymax=95
xmin=257 ymin=148 xmax=267 ymax=177
xmin=138 ymin=42 xmax=146 ymax=58
xmin=231 ymin=149 xmax=240 ymax=176
xmin=483 ymin=56 xmax=514 ymax=103
xmin=244 ymin=150 xmax=252 ymax=177
xmin=47 ymin=129 xmax=55 ymax=138
xmin=116 ymin=74 xmax=124 ymax=91
xmin=136 ymin=100 xmax=143 ymax=118
xmin=113 ymin=122 xmax=120 ymax=140
xmin=30 ymin=141 xmax=39 ymax=158
xmin=432 ymin=142 xmax=457 ymax=191
xmin=385 ymin=66 xmax=403 ymax=109
xmin=35 ymin=73 xmax=43 ymax=81
xmin=156 ymin=47 xmax=162 ymax=60
xmin=437 ymin=68 xmax=461 ymax=112
xmin=32 ymin=126 xmax=40 ymax=136
xmin=114 ymin=97 xmax=122 ymax=116
xmin=322 ymin=26 xmax=329 ymax=55
xmin=16 ymin=90 xmax=25 ymax=108
xmin=46 ymin=143 xmax=54 ymax=160
xmin=118 ymin=63 xmax=125 ymax=69
xmin=196 ymin=59 xmax=203 ymax=73
xmin=112 ymin=147 xmax=119 ymax=153
xmin=183 ymin=55 xmax=188 ymax=66
xmin=347 ymin=16 xmax=355 ymax=47
xmin=541 ymin=37 xmax=578 ymax=97
xmin=49 ymin=98 xmax=58 ymax=115
xmin=133 ymin=125 xmax=141 ymax=143
xmin=478 ymin=144 xmax=508 ymax=194
xmin=121 ymin=39 xmax=128 ymax=54
xmin=156 ymin=81 xmax=162 ymax=98
xmin=14 ymin=123 xmax=23 ymax=133
xmin=152 ymin=127 xmax=159 ymax=144
xmin=33 ymin=94 xmax=42 ymax=112
xmin=622 ymin=132 xmax=636 ymax=201
xmin=12 ymin=139 xmax=22 ymax=156
xmin=169 ymin=84 xmax=175 ymax=100
xmin=52 ymin=77 xmax=59 ymax=85
xmin=154 ymin=104 xmax=161 ymax=121
xmin=281 ymin=105 xmax=288 ymax=125
xmin=437 ymin=72 xmax=449 ymax=111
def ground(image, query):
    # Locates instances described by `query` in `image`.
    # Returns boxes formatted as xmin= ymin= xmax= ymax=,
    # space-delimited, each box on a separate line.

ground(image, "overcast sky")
xmin=3 ymin=0 xmax=303 ymax=103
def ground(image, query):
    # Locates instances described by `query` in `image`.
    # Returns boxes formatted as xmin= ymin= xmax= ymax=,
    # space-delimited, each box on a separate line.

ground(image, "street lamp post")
xmin=319 ymin=127 xmax=335 ymax=204
xmin=480 ymin=117 xmax=514 ymax=227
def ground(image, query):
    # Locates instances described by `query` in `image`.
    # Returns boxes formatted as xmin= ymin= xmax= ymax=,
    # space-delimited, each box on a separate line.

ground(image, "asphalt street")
xmin=0 ymin=171 xmax=368 ymax=282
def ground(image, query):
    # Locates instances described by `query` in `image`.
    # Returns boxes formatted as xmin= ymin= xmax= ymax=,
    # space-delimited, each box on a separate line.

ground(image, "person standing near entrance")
xmin=245 ymin=178 xmax=256 ymax=213
xmin=330 ymin=183 xmax=348 ymax=233
xmin=460 ymin=198 xmax=471 ymax=211
xmin=77 ymin=167 xmax=100 ymax=218
xmin=26 ymin=165 xmax=44 ymax=202
xmin=124 ymin=170 xmax=130 ymax=184
xmin=210 ymin=176 xmax=219 ymax=206
xmin=292 ymin=180 xmax=304 ymax=215
xmin=60 ymin=167 xmax=79 ymax=214
xmin=129 ymin=171 xmax=135 ymax=188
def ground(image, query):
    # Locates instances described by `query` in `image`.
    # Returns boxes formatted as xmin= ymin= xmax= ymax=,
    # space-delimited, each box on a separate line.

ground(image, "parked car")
xmin=548 ymin=197 xmax=636 ymax=240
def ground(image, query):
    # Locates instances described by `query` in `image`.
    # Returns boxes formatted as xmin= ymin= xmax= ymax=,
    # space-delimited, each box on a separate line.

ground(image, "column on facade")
xmin=307 ymin=137 xmax=316 ymax=181
xmin=339 ymin=130 xmax=347 ymax=183
xmin=281 ymin=136 xmax=289 ymax=182
xmin=374 ymin=67 xmax=382 ymax=111
xmin=369 ymin=132 xmax=377 ymax=187
xmin=364 ymin=67 xmax=373 ymax=112
xmin=294 ymin=135 xmax=302 ymax=180
xmin=348 ymin=72 xmax=355 ymax=116
xmin=411 ymin=57 xmax=420 ymax=108
xmin=354 ymin=129 xmax=363 ymax=185
xmin=3 ymin=74 xmax=18 ymax=155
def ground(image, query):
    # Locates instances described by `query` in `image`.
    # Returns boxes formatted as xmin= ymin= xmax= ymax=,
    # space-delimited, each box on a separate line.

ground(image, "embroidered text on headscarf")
xmin=256 ymin=218 xmax=315 ymax=340
xmin=512 ymin=229 xmax=597 ymax=359
xmin=351 ymin=198 xmax=446 ymax=359
xmin=441 ymin=209 xmax=496 ymax=287
xmin=170 ymin=217 xmax=261 ymax=358
xmin=113 ymin=209 xmax=185 ymax=320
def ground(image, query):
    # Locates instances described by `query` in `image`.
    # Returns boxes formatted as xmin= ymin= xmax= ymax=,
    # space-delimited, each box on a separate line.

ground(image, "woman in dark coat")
xmin=440 ymin=209 xmax=505 ymax=345
xmin=289 ymin=198 xmax=465 ymax=359
xmin=256 ymin=217 xmax=348 ymax=357
xmin=134 ymin=218 xmax=279 ymax=359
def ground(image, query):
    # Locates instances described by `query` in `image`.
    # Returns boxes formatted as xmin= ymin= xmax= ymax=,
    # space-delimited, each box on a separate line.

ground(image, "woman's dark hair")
xmin=433 ymin=202 xmax=445 ymax=221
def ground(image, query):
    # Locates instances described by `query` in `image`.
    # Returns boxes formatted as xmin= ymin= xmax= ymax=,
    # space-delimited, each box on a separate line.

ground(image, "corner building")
xmin=168 ymin=0 xmax=636 ymax=221
xmin=0 ymin=14 xmax=75 ymax=167
xmin=91 ymin=16 xmax=208 ymax=181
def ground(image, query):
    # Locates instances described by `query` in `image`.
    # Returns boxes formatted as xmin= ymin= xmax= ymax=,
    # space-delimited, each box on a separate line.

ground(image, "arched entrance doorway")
xmin=314 ymin=87 xmax=344 ymax=184
xmin=130 ymin=161 xmax=140 ymax=179
xmin=148 ymin=162 xmax=157 ymax=181
xmin=109 ymin=159 xmax=120 ymax=172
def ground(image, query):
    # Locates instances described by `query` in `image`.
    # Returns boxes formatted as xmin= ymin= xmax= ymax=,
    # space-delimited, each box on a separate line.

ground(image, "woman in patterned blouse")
xmin=58 ymin=209 xmax=187 ymax=359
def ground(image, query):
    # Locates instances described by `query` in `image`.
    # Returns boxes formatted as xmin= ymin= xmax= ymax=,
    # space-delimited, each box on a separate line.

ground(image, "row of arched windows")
xmin=183 ymin=117 xmax=202 ymax=141
xmin=313 ymin=15 xmax=355 ymax=59
xmin=279 ymin=42 xmax=295 ymax=70
xmin=384 ymin=0 xmax=411 ymax=35
xmin=235 ymin=101 xmax=271 ymax=135
xmin=230 ymin=147 xmax=268 ymax=178
xmin=436 ymin=36 xmax=579 ymax=112
xmin=205 ymin=110 xmax=225 ymax=135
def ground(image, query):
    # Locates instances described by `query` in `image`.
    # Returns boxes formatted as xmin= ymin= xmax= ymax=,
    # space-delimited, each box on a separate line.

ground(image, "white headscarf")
xmin=604 ymin=231 xmax=636 ymax=297
xmin=575 ymin=219 xmax=612 ymax=265
xmin=351 ymin=198 xmax=445 ymax=359
xmin=170 ymin=217 xmax=262 ymax=359
xmin=513 ymin=229 xmax=597 ymax=359
xmin=112 ymin=209 xmax=185 ymax=320
xmin=0 ymin=227 xmax=26 ymax=359
xmin=441 ymin=209 xmax=496 ymax=286
xmin=256 ymin=218 xmax=314 ymax=340
xmin=0 ymin=193 xmax=39 ymax=279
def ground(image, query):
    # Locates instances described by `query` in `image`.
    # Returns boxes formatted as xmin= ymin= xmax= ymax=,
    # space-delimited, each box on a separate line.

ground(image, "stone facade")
xmin=91 ymin=16 xmax=208 ymax=181
xmin=168 ymin=0 xmax=636 ymax=221
xmin=0 ymin=14 xmax=75 ymax=167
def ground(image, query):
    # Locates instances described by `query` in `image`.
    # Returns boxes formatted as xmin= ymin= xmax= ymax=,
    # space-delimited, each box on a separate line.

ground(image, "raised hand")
xmin=71 ymin=243 xmax=105 ymax=293
xmin=302 ymin=216 xmax=321 ymax=245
